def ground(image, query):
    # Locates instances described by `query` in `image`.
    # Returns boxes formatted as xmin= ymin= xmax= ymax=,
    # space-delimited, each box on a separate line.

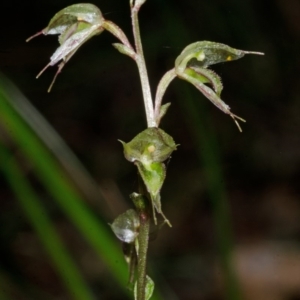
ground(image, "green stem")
xmin=136 ymin=209 xmax=150 ymax=300
xmin=131 ymin=192 xmax=150 ymax=300
xmin=130 ymin=5 xmax=153 ymax=295
xmin=131 ymin=3 xmax=156 ymax=128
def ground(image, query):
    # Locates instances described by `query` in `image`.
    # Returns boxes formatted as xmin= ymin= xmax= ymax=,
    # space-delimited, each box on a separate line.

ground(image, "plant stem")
xmin=131 ymin=191 xmax=150 ymax=300
xmin=131 ymin=3 xmax=156 ymax=128
xmin=130 ymin=3 xmax=154 ymax=299
xmin=136 ymin=210 xmax=150 ymax=300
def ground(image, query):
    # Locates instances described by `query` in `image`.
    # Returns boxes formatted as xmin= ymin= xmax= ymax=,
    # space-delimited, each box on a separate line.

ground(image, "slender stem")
xmin=130 ymin=3 xmax=154 ymax=299
xmin=136 ymin=211 xmax=150 ymax=300
xmin=131 ymin=4 xmax=156 ymax=128
xmin=131 ymin=191 xmax=150 ymax=300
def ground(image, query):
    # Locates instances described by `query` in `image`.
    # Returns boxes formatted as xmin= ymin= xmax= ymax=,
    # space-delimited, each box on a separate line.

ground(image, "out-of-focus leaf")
xmin=0 ymin=73 xmax=109 ymax=214
xmin=0 ymin=75 xmax=163 ymax=300
xmin=0 ymin=78 xmax=128 ymax=289
xmin=0 ymin=143 xmax=94 ymax=300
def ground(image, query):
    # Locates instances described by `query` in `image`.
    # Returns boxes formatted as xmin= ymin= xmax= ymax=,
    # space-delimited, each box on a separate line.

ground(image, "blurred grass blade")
xmin=0 ymin=143 xmax=94 ymax=300
xmin=0 ymin=75 xmax=163 ymax=300
xmin=0 ymin=72 xmax=109 ymax=212
xmin=0 ymin=77 xmax=129 ymax=287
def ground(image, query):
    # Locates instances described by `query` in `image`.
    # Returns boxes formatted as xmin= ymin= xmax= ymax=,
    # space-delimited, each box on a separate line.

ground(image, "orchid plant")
xmin=27 ymin=1 xmax=263 ymax=299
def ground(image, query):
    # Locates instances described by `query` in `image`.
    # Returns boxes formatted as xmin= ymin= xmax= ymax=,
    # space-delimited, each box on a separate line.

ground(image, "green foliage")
xmin=0 ymin=143 xmax=94 ymax=300
xmin=0 ymin=74 xmax=146 ymax=299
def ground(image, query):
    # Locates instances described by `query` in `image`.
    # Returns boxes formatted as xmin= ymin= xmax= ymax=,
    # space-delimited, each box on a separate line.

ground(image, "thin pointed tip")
xmin=245 ymin=51 xmax=265 ymax=56
xmin=26 ymin=30 xmax=44 ymax=42
xmin=235 ymin=120 xmax=243 ymax=132
xmin=47 ymin=74 xmax=58 ymax=93
xmin=36 ymin=63 xmax=51 ymax=79
xmin=230 ymin=113 xmax=246 ymax=132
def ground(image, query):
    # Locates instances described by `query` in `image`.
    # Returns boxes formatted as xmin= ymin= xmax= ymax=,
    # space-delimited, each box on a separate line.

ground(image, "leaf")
xmin=111 ymin=209 xmax=140 ymax=244
xmin=158 ymin=103 xmax=171 ymax=122
xmin=26 ymin=4 xmax=105 ymax=91
xmin=134 ymin=275 xmax=155 ymax=300
xmin=0 ymin=75 xmax=131 ymax=293
xmin=113 ymin=43 xmax=136 ymax=59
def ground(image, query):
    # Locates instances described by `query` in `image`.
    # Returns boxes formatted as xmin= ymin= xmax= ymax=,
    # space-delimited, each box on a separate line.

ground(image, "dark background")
xmin=1 ymin=0 xmax=300 ymax=299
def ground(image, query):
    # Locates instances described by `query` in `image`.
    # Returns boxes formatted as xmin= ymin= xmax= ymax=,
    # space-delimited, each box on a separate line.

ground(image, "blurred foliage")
xmin=1 ymin=0 xmax=300 ymax=299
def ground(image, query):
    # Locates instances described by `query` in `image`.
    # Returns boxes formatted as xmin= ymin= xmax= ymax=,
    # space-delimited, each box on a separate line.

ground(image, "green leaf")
xmin=134 ymin=275 xmax=155 ymax=300
xmin=0 ymin=76 xmax=129 ymax=291
xmin=0 ymin=143 xmax=94 ymax=300
xmin=26 ymin=4 xmax=105 ymax=91
xmin=158 ymin=103 xmax=171 ymax=122
xmin=112 ymin=43 xmax=136 ymax=59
